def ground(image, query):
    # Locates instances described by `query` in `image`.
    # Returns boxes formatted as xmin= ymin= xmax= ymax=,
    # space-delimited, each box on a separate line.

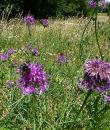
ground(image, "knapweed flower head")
xmin=79 ymin=59 xmax=110 ymax=92
xmin=85 ymin=59 xmax=110 ymax=80
xmin=88 ymin=0 xmax=97 ymax=8
xmin=18 ymin=63 xmax=48 ymax=95
xmin=88 ymin=0 xmax=107 ymax=9
xmin=99 ymin=0 xmax=107 ymax=9
xmin=103 ymin=94 xmax=110 ymax=104
xmin=41 ymin=19 xmax=49 ymax=27
xmin=7 ymin=48 xmax=15 ymax=55
xmin=57 ymin=53 xmax=68 ymax=63
xmin=24 ymin=15 xmax=35 ymax=25
xmin=21 ymin=85 xmax=36 ymax=95
xmin=25 ymin=44 xmax=39 ymax=56
xmin=0 ymin=48 xmax=15 ymax=61
xmin=30 ymin=48 xmax=38 ymax=56
xmin=0 ymin=53 xmax=9 ymax=61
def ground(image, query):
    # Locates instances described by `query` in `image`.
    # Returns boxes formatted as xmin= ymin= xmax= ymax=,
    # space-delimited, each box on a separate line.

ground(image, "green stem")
xmin=79 ymin=11 xmax=95 ymax=59
xmin=0 ymin=96 xmax=25 ymax=121
xmin=28 ymin=25 xmax=31 ymax=38
xmin=77 ymin=90 xmax=92 ymax=117
xmin=94 ymin=2 xmax=103 ymax=60
xmin=69 ymin=91 xmax=92 ymax=129
xmin=33 ymin=118 xmax=36 ymax=130
xmin=9 ymin=95 xmax=25 ymax=109
xmin=94 ymin=17 xmax=103 ymax=60
xmin=97 ymin=104 xmax=109 ymax=115
xmin=32 ymin=94 xmax=37 ymax=130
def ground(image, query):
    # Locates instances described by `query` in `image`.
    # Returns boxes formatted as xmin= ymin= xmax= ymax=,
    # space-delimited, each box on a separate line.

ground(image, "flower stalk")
xmin=94 ymin=3 xmax=103 ymax=60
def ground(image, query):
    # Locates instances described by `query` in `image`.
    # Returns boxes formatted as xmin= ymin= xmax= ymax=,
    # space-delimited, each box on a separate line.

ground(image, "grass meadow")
xmin=0 ymin=14 xmax=110 ymax=130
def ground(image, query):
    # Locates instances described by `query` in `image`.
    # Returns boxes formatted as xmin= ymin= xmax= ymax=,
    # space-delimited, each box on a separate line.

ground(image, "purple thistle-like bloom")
xmin=57 ymin=53 xmax=68 ymax=63
xmin=88 ymin=0 xmax=107 ymax=9
xmin=103 ymin=94 xmax=110 ymax=104
xmin=21 ymin=86 xmax=36 ymax=95
xmin=79 ymin=59 xmax=110 ymax=92
xmin=88 ymin=0 xmax=97 ymax=8
xmin=79 ymin=73 xmax=94 ymax=91
xmin=25 ymin=44 xmax=39 ymax=56
xmin=41 ymin=19 xmax=49 ymax=27
xmin=18 ymin=63 xmax=48 ymax=95
xmin=24 ymin=15 xmax=35 ymax=25
xmin=79 ymin=73 xmax=110 ymax=92
xmin=0 ymin=48 xmax=15 ymax=61
xmin=0 ymin=53 xmax=9 ymax=61
xmin=31 ymin=48 xmax=39 ymax=56
xmin=85 ymin=59 xmax=110 ymax=80
xmin=99 ymin=0 xmax=107 ymax=9
xmin=7 ymin=48 xmax=15 ymax=55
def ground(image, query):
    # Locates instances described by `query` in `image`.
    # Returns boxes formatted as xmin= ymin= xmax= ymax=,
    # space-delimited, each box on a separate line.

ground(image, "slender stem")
xmin=69 ymin=91 xmax=92 ymax=129
xmin=94 ymin=2 xmax=103 ymax=60
xmin=80 ymin=17 xmax=92 ymax=42
xmin=94 ymin=14 xmax=103 ymax=60
xmin=9 ymin=95 xmax=25 ymax=109
xmin=32 ymin=94 xmax=37 ymax=130
xmin=77 ymin=90 xmax=92 ymax=117
xmin=79 ymin=11 xmax=95 ymax=59
xmin=33 ymin=118 xmax=36 ymax=130
xmin=0 ymin=96 xmax=25 ymax=120
xmin=28 ymin=25 xmax=31 ymax=38
xmin=97 ymin=104 xmax=109 ymax=115
xmin=59 ymin=91 xmax=92 ymax=129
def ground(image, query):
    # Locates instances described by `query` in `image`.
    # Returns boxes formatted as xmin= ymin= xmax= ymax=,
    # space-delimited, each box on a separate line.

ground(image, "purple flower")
xmin=88 ymin=0 xmax=97 ymax=8
xmin=88 ymin=0 xmax=107 ymax=9
xmin=41 ymin=19 xmax=49 ymax=27
xmin=103 ymin=94 xmax=110 ymax=104
xmin=21 ymin=85 xmax=36 ymax=95
xmin=7 ymin=48 xmax=15 ymax=55
xmin=84 ymin=59 xmax=110 ymax=80
xmin=79 ymin=73 xmax=94 ymax=91
xmin=25 ymin=44 xmax=39 ymax=56
xmin=79 ymin=59 xmax=110 ymax=92
xmin=0 ymin=53 xmax=9 ymax=61
xmin=0 ymin=48 xmax=15 ymax=61
xmin=31 ymin=48 xmax=39 ymax=56
xmin=18 ymin=63 xmax=48 ymax=95
xmin=24 ymin=15 xmax=35 ymax=25
xmin=99 ymin=0 xmax=107 ymax=9
xmin=79 ymin=73 xmax=110 ymax=92
xmin=57 ymin=53 xmax=68 ymax=63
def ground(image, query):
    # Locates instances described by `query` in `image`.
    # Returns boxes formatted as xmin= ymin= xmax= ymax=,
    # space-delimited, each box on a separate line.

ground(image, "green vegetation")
xmin=0 ymin=14 xmax=110 ymax=129
xmin=0 ymin=0 xmax=90 ymax=18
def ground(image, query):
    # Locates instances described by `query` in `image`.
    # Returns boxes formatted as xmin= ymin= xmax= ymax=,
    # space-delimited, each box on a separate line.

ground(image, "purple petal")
xmin=103 ymin=95 xmax=110 ymax=103
xmin=0 ymin=53 xmax=9 ymax=61
xmin=21 ymin=86 xmax=36 ymax=95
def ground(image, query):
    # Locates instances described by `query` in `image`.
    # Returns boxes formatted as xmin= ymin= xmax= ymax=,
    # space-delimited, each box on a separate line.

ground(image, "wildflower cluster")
xmin=24 ymin=15 xmax=35 ymax=25
xmin=79 ymin=59 xmax=110 ymax=103
xmin=88 ymin=0 xmax=107 ymax=9
xmin=0 ymin=48 xmax=15 ymax=61
xmin=24 ymin=14 xmax=49 ymax=28
xmin=57 ymin=53 xmax=68 ymax=64
xmin=18 ymin=63 xmax=48 ymax=95
xmin=41 ymin=19 xmax=49 ymax=28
